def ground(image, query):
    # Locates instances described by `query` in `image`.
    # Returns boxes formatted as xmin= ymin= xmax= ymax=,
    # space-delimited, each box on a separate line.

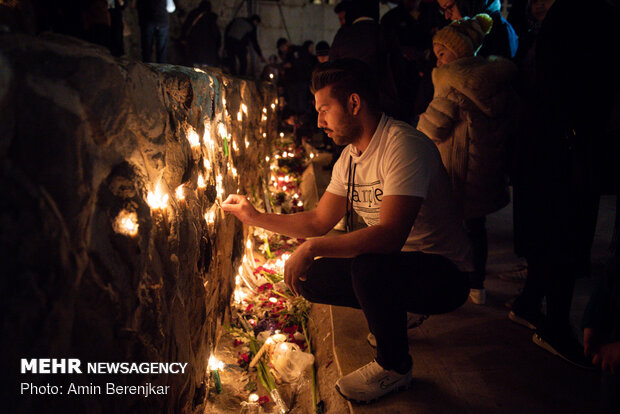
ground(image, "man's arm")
xmin=221 ymin=191 xmax=347 ymax=238
xmin=283 ymin=195 xmax=422 ymax=294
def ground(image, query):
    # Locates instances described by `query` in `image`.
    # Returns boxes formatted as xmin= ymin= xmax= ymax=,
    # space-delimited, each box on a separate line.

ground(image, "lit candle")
xmin=271 ymin=103 xmax=276 ymax=110
xmin=187 ymin=126 xmax=201 ymax=148
xmin=237 ymin=111 xmax=243 ymax=121
xmin=197 ymin=174 xmax=206 ymax=189
xmin=147 ymin=181 xmax=169 ymax=211
xmin=249 ymin=337 xmax=274 ymax=368
xmin=241 ymin=103 xmax=248 ymax=115
xmin=175 ymin=184 xmax=185 ymax=201
xmin=208 ymin=355 xmax=224 ymax=394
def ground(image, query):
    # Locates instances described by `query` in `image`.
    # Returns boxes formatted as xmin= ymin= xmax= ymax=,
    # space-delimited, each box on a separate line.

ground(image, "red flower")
xmin=282 ymin=325 xmax=298 ymax=334
xmin=233 ymin=339 xmax=243 ymax=347
xmin=258 ymin=395 xmax=270 ymax=405
xmin=257 ymin=283 xmax=273 ymax=292
xmin=237 ymin=353 xmax=250 ymax=365
xmin=245 ymin=304 xmax=254 ymax=312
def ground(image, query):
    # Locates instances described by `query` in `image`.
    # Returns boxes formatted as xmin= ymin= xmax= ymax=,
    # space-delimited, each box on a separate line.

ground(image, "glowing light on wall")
xmin=114 ymin=210 xmax=139 ymax=237
xmin=197 ymin=173 xmax=206 ymax=188
xmin=175 ymin=184 xmax=185 ymax=200
xmin=147 ymin=181 xmax=169 ymax=210
xmin=187 ymin=127 xmax=201 ymax=148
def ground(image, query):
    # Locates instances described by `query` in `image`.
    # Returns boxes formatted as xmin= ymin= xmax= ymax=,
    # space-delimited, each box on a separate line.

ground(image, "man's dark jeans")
xmin=298 ymin=252 xmax=469 ymax=372
xmin=141 ymin=22 xmax=169 ymax=63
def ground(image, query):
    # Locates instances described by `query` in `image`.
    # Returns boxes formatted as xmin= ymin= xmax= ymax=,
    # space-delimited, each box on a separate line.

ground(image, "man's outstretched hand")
xmin=221 ymin=195 xmax=259 ymax=224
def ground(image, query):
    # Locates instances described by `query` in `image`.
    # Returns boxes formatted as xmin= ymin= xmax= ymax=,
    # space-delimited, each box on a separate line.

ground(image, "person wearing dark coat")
xmin=329 ymin=3 xmax=408 ymax=121
xmin=109 ymin=0 xmax=126 ymax=57
xmin=224 ymin=14 xmax=265 ymax=76
xmin=137 ymin=0 xmax=169 ymax=63
xmin=181 ymin=0 xmax=221 ymax=66
xmin=437 ymin=0 xmax=518 ymax=58
xmin=508 ymin=0 xmax=620 ymax=369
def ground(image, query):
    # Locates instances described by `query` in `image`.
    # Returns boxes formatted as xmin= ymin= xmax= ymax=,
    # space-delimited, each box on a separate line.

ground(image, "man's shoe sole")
xmin=532 ymin=333 xmax=594 ymax=370
xmin=508 ymin=311 xmax=537 ymax=330
xmin=335 ymin=379 xmax=412 ymax=404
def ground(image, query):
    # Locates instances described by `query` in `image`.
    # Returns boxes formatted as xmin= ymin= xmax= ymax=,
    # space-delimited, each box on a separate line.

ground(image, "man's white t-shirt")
xmin=326 ymin=114 xmax=473 ymax=272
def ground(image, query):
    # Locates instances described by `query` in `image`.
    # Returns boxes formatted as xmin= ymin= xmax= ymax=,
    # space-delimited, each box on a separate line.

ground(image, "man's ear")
xmin=349 ymin=93 xmax=361 ymax=116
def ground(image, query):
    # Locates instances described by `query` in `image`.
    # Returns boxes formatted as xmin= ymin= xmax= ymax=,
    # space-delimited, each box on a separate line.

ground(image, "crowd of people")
xmin=24 ymin=0 xmax=619 ymax=410
xmin=220 ymin=0 xmax=619 ymax=410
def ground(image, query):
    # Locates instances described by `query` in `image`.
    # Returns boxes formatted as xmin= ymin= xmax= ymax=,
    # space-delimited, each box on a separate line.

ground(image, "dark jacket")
xmin=137 ymin=0 xmax=168 ymax=26
xmin=182 ymin=5 xmax=221 ymax=65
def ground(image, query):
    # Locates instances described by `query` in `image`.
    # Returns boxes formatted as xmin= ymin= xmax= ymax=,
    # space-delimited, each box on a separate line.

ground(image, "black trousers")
xmin=298 ymin=252 xmax=469 ymax=372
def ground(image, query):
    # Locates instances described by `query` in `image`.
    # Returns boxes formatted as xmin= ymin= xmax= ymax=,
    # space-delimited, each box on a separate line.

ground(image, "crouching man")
xmin=222 ymin=59 xmax=472 ymax=403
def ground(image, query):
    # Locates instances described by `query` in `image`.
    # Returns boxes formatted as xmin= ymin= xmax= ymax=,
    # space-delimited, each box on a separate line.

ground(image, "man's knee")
xmin=350 ymin=254 xmax=381 ymax=286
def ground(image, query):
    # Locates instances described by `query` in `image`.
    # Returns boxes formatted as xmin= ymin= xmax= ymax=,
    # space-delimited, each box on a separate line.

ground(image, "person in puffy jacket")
xmin=418 ymin=14 xmax=519 ymax=304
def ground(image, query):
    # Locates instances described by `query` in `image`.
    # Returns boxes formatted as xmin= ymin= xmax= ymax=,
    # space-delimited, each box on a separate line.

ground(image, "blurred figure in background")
xmin=181 ymin=0 xmax=221 ymax=67
xmin=224 ymin=14 xmax=265 ymax=76
xmin=315 ymin=40 xmax=330 ymax=63
xmin=108 ymin=0 xmax=126 ymax=56
xmin=137 ymin=0 xmax=170 ymax=63
xmin=418 ymin=14 xmax=519 ymax=305
xmin=436 ymin=0 xmax=518 ymax=58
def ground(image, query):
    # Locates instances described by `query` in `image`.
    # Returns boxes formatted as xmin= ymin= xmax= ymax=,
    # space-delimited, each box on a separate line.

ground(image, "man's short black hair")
xmin=315 ymin=41 xmax=330 ymax=57
xmin=277 ymin=37 xmax=288 ymax=48
xmin=311 ymin=59 xmax=380 ymax=112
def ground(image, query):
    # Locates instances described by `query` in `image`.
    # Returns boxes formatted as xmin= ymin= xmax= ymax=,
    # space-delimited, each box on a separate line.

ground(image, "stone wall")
xmin=0 ymin=32 xmax=276 ymax=414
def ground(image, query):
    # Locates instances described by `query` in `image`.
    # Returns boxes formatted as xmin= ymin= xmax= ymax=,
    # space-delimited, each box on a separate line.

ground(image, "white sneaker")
xmin=469 ymin=288 xmax=486 ymax=305
xmin=335 ymin=360 xmax=412 ymax=403
xmin=367 ymin=313 xmax=429 ymax=347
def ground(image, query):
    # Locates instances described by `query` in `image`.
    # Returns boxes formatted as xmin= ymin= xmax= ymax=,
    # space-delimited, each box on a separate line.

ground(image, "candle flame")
xmin=269 ymin=297 xmax=278 ymax=303
xmin=147 ymin=181 xmax=169 ymax=210
xmin=204 ymin=124 xmax=214 ymax=149
xmin=216 ymin=174 xmax=224 ymax=199
xmin=208 ymin=355 xmax=224 ymax=371
xmin=237 ymin=111 xmax=243 ymax=121
xmin=241 ymin=103 xmax=248 ymax=115
xmin=269 ymin=73 xmax=274 ymax=79
xmin=218 ymin=122 xmax=228 ymax=139
xmin=280 ymin=132 xmax=284 ymax=138
xmin=265 ymin=156 xmax=270 ymax=162
xmin=114 ymin=210 xmax=139 ymax=237
xmin=249 ymin=393 xmax=259 ymax=403
xmin=193 ymin=67 xmax=206 ymax=73
xmin=271 ymin=103 xmax=276 ymax=110
xmin=197 ymin=174 xmax=206 ymax=188
xmin=204 ymin=159 xmax=211 ymax=170
xmin=246 ymin=239 xmax=252 ymax=250
xmin=175 ymin=184 xmax=185 ymax=200
xmin=222 ymin=97 xmax=227 ymax=106
xmin=232 ymin=140 xmax=239 ymax=152
xmin=262 ymin=132 xmax=267 ymax=138
xmin=204 ymin=210 xmax=215 ymax=224
xmin=262 ymin=107 xmax=267 ymax=113
xmin=187 ymin=127 xmax=201 ymax=148
xmin=245 ymin=138 xmax=250 ymax=148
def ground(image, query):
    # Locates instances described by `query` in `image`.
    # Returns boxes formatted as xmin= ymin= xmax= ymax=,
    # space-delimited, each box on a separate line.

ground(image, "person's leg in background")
xmin=154 ymin=25 xmax=169 ymax=64
xmin=141 ymin=21 xmax=155 ymax=62
xmin=464 ymin=216 xmax=488 ymax=304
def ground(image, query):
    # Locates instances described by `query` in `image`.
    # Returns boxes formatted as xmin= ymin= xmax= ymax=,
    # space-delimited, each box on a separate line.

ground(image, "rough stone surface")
xmin=0 ymin=32 xmax=276 ymax=414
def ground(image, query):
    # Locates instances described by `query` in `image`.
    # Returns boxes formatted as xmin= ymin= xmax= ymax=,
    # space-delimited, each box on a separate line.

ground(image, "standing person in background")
xmin=181 ymin=0 xmax=221 ymax=67
xmin=108 ymin=0 xmax=126 ymax=57
xmin=417 ymin=14 xmax=518 ymax=305
xmin=329 ymin=0 xmax=409 ymax=121
xmin=315 ymin=41 xmax=330 ymax=64
xmin=436 ymin=0 xmax=518 ymax=58
xmin=224 ymin=14 xmax=265 ymax=76
xmin=82 ymin=0 xmax=111 ymax=50
xmin=137 ymin=0 xmax=170 ymax=63
xmin=381 ymin=0 xmax=445 ymax=117
xmin=507 ymin=0 xmax=619 ymax=368
xmin=334 ymin=0 xmax=353 ymax=26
